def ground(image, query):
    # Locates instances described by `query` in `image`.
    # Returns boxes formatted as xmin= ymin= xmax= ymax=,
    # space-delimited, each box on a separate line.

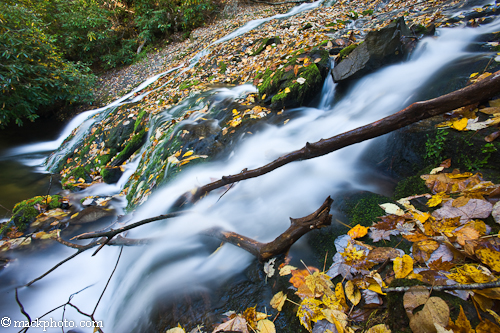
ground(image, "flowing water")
xmin=1 ymin=3 xmax=500 ymax=332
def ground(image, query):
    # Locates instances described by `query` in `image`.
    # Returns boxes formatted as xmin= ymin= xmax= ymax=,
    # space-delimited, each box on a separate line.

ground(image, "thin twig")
xmin=92 ymin=246 xmax=123 ymax=316
xmin=15 ymin=288 xmax=31 ymax=324
xmin=382 ymin=280 xmax=500 ymax=292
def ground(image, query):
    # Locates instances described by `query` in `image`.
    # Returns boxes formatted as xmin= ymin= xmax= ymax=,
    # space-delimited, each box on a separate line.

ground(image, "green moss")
xmin=179 ymin=79 xmax=200 ymax=91
xmin=300 ymin=23 xmax=313 ymax=31
xmin=134 ymin=109 xmax=148 ymax=133
xmin=219 ymin=61 xmax=227 ymax=74
xmin=393 ymin=174 xmax=430 ymax=200
xmin=362 ymin=9 xmax=374 ymax=16
xmin=339 ymin=43 xmax=360 ymax=60
xmin=113 ymin=129 xmax=146 ymax=164
xmin=250 ymin=38 xmax=269 ymax=56
xmin=9 ymin=195 xmax=63 ymax=231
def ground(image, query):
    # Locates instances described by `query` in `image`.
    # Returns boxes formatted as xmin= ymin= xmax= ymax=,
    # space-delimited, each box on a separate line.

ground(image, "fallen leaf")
xmin=321 ymin=309 xmax=347 ymax=333
xmin=476 ymin=318 xmax=500 ymax=333
xmin=256 ymin=319 xmax=275 ymax=333
xmin=279 ymin=265 xmax=297 ymax=276
xmin=403 ymin=286 xmax=430 ymax=316
xmin=447 ymin=305 xmax=473 ymax=333
xmin=455 ymin=227 xmax=480 ymax=246
xmin=409 ymin=297 xmax=449 ymax=333
xmin=284 ymin=87 xmax=291 ymax=94
xmin=450 ymin=118 xmax=468 ymax=131
xmin=485 ymin=131 xmax=500 ymax=142
xmin=379 ymin=203 xmax=405 ymax=216
xmin=212 ymin=315 xmax=249 ymax=333
xmin=264 ymin=258 xmax=276 ymax=278
xmin=270 ymin=291 xmax=287 ymax=311
xmin=493 ymin=202 xmax=500 ymax=224
xmin=345 ymin=280 xmax=361 ymax=306
xmin=432 ymin=199 xmax=493 ymax=223
xmin=413 ymin=240 xmax=440 ymax=263
xmin=394 ymin=255 xmax=414 ymax=279
xmin=366 ymin=324 xmax=392 ymax=333
xmin=166 ymin=327 xmax=185 ymax=333
xmin=348 ymin=224 xmax=368 ymax=239
xmin=297 ymin=77 xmax=306 ymax=84
xmin=487 ymin=309 xmax=500 ymax=325
xmin=367 ymin=247 xmax=403 ymax=263
xmin=306 ymin=271 xmax=334 ymax=298
xmin=475 ymin=247 xmax=500 ymax=272
xmin=297 ymin=298 xmax=325 ymax=331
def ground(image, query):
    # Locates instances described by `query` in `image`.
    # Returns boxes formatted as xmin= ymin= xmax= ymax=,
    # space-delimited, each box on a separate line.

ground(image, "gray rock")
xmin=333 ymin=17 xmax=411 ymax=82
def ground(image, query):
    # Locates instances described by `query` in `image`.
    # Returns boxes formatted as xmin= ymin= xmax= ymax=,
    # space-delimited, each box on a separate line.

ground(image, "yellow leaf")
xmin=165 ymin=328 xmax=185 ymax=333
xmin=284 ymin=87 xmax=291 ymax=94
xmin=448 ymin=305 xmax=473 ymax=333
xmin=305 ymin=271 xmax=334 ymax=298
xmin=450 ymin=118 xmax=468 ymax=131
xmin=232 ymin=109 xmax=239 ymax=115
xmin=256 ymin=319 xmax=276 ymax=333
xmin=394 ymin=255 xmax=413 ymax=279
xmin=270 ymin=291 xmax=287 ymax=311
xmin=335 ymin=282 xmax=348 ymax=310
xmin=322 ymin=309 xmax=347 ymax=333
xmin=366 ymin=324 xmax=392 ymax=333
xmin=262 ymin=94 xmax=266 ymax=100
xmin=345 ymin=280 xmax=361 ymax=306
xmin=347 ymin=224 xmax=368 ymax=239
xmin=476 ymin=247 xmax=500 ymax=272
xmin=71 ymin=212 xmax=79 ymax=219
xmin=487 ymin=309 xmax=500 ymax=325
xmin=476 ymin=318 xmax=500 ymax=333
xmin=297 ymin=298 xmax=325 ymax=331
xmin=279 ymin=265 xmax=297 ymax=276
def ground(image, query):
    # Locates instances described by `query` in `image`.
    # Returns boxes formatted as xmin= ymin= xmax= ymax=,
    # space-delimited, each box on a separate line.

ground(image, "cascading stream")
xmin=1 ymin=7 xmax=499 ymax=333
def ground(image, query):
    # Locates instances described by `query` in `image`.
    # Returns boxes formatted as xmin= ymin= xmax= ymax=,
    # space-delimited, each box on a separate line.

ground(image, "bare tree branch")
xmin=204 ymin=196 xmax=333 ymax=261
xmin=382 ymin=280 xmax=500 ymax=293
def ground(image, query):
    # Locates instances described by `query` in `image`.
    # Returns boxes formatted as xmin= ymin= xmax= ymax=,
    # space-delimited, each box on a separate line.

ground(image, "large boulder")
xmin=332 ymin=17 xmax=411 ymax=82
xmin=256 ymin=48 xmax=331 ymax=110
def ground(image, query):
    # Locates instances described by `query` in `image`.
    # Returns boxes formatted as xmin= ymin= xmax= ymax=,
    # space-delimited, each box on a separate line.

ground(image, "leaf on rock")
xmin=297 ymin=77 xmax=306 ymax=84
xmin=348 ymin=224 xmax=368 ymax=239
xmin=455 ymin=227 xmax=480 ymax=246
xmin=427 ymin=192 xmax=448 ymax=207
xmin=256 ymin=319 xmax=276 ymax=333
xmin=379 ymin=203 xmax=405 ymax=216
xmin=366 ymin=324 xmax=392 ymax=333
xmin=321 ymin=309 xmax=347 ymax=333
xmin=412 ymin=240 xmax=440 ymax=263
xmin=476 ymin=318 xmax=500 ymax=333
xmin=166 ymin=327 xmax=185 ymax=333
xmin=279 ymin=265 xmax=297 ymax=276
xmin=306 ymin=271 xmax=334 ymax=298
xmin=448 ymin=305 xmax=473 ymax=333
xmin=475 ymin=247 xmax=500 ymax=272
xmin=361 ymin=289 xmax=382 ymax=305
xmin=409 ymin=297 xmax=449 ymax=333
xmin=450 ymin=118 xmax=468 ymax=131
xmin=290 ymin=268 xmax=313 ymax=288
xmin=403 ymin=286 xmax=430 ymax=316
xmin=394 ymin=255 xmax=414 ymax=279
xmin=366 ymin=247 xmax=404 ymax=263
xmin=297 ymin=298 xmax=325 ymax=332
xmin=369 ymin=228 xmax=398 ymax=242
xmin=212 ymin=315 xmax=249 ymax=333
xmin=345 ymin=280 xmax=361 ymax=306
xmin=270 ymin=291 xmax=287 ymax=311
xmin=335 ymin=282 xmax=348 ymax=310
xmin=493 ymin=202 xmax=500 ymax=224
xmin=264 ymin=258 xmax=276 ymax=278
xmin=432 ymin=199 xmax=493 ymax=223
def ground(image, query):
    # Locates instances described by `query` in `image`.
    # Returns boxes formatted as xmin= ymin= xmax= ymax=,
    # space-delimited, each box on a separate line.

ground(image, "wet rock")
xmin=4 ymin=195 xmax=64 ymax=233
xmin=179 ymin=119 xmax=224 ymax=156
xmin=110 ymin=129 xmax=147 ymax=166
xmin=101 ymin=166 xmax=123 ymax=184
xmin=332 ymin=17 xmax=411 ymax=82
xmin=256 ymin=48 xmax=330 ymax=110
xmin=249 ymin=36 xmax=282 ymax=56
xmin=68 ymin=206 xmax=114 ymax=225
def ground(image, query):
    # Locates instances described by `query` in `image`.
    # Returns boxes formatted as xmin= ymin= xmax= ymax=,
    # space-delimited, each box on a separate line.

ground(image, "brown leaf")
xmin=476 ymin=318 xmax=500 ymax=333
xmin=366 ymin=247 xmax=403 ymax=263
xmin=447 ymin=305 xmax=473 ymax=333
xmin=403 ymin=286 xmax=430 ymax=316
xmin=440 ymin=159 xmax=452 ymax=168
xmin=455 ymin=227 xmax=480 ymax=246
xmin=409 ymin=297 xmax=449 ymax=333
xmin=413 ymin=240 xmax=440 ymax=263
xmin=212 ymin=315 xmax=249 ymax=333
xmin=485 ymin=131 xmax=500 ymax=142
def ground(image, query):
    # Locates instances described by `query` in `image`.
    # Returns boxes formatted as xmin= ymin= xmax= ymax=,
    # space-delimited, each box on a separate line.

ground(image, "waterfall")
xmin=1 ymin=4 xmax=499 ymax=333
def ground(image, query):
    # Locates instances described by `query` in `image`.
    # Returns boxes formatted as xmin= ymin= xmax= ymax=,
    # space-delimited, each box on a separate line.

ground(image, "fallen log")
xmin=204 ymin=196 xmax=333 ymax=261
xmin=180 ymin=70 xmax=500 ymax=205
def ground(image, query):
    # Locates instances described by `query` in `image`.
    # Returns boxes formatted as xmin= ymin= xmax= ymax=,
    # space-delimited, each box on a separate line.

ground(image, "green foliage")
xmin=424 ymin=128 xmax=448 ymax=162
xmin=362 ymin=9 xmax=374 ymax=16
xmin=0 ymin=2 xmax=96 ymax=127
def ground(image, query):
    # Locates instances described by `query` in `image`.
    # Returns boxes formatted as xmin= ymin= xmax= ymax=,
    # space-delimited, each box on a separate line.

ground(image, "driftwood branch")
xmin=204 ymin=196 xmax=333 ymax=261
xmin=382 ymin=280 xmax=500 ymax=293
xmin=178 ymin=70 xmax=500 ymax=205
xmin=250 ymin=0 xmax=305 ymax=5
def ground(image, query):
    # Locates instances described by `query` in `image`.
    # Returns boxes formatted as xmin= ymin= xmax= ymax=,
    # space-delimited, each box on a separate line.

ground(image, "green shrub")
xmin=0 ymin=2 xmax=96 ymax=127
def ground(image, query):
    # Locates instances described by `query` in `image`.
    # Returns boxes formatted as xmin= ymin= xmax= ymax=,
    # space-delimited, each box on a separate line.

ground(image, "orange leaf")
xmin=348 ymin=224 xmax=368 ymax=239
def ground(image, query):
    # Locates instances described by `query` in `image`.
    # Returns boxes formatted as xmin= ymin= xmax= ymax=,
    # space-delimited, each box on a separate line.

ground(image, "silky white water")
xmin=1 ymin=12 xmax=499 ymax=333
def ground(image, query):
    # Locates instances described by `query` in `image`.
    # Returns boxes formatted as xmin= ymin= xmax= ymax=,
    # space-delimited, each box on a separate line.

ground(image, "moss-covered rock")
xmin=111 ymin=129 xmax=147 ymax=166
xmin=256 ymin=48 xmax=330 ymax=110
xmin=249 ymin=36 xmax=281 ymax=56
xmin=7 ymin=195 xmax=63 ymax=232
xmin=101 ymin=166 xmax=123 ymax=184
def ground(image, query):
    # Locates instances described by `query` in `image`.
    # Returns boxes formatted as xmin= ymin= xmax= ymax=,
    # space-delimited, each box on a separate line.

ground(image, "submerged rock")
xmin=333 ymin=17 xmax=411 ymax=82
